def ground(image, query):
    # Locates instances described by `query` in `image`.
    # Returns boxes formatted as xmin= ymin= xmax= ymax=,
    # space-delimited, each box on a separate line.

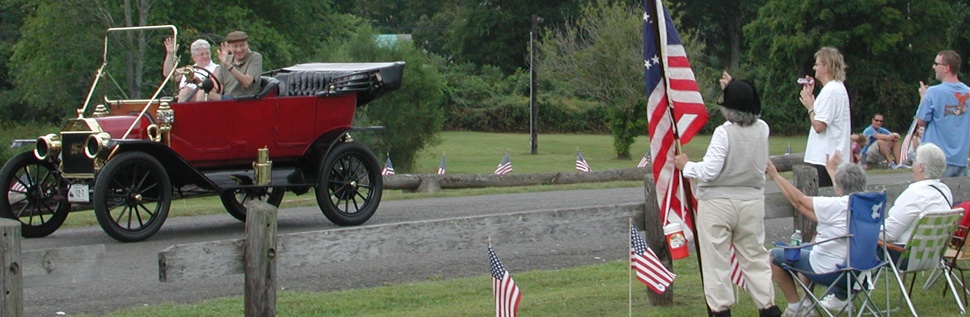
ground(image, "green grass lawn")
xmin=409 ymin=132 xmax=808 ymax=174
xmin=94 ymin=254 xmax=966 ymax=317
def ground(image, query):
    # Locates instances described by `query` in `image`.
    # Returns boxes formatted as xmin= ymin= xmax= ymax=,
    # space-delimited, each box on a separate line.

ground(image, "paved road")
xmin=20 ymin=173 xmax=912 ymax=316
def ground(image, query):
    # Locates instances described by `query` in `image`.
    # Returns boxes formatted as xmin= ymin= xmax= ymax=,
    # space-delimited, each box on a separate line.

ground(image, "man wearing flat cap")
xmin=217 ymin=30 xmax=262 ymax=97
xmin=675 ymin=72 xmax=780 ymax=317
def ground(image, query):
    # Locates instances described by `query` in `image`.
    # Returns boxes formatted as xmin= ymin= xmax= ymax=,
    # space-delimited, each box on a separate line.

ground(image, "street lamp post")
xmin=530 ymin=14 xmax=541 ymax=155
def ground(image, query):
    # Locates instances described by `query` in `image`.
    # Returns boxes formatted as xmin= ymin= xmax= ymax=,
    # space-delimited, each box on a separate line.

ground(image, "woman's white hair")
xmin=190 ymin=39 xmax=211 ymax=55
xmin=915 ymin=143 xmax=947 ymax=179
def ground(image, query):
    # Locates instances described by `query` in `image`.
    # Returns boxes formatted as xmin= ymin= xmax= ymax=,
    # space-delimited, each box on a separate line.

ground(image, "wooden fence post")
xmin=792 ymin=164 xmax=819 ymax=242
xmin=0 ymin=219 xmax=23 ymax=317
xmin=642 ymin=175 xmax=673 ymax=305
xmin=244 ymin=201 xmax=278 ymax=317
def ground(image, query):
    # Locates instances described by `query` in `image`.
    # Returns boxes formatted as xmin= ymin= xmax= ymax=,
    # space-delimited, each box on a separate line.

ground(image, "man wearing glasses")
xmin=916 ymin=50 xmax=970 ymax=177
xmin=861 ymin=113 xmax=907 ymax=169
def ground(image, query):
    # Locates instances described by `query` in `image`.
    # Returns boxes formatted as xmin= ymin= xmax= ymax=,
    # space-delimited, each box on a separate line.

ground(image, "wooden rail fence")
xmin=0 ymin=219 xmax=104 ymax=317
xmin=157 ymin=165 xmax=970 ymax=313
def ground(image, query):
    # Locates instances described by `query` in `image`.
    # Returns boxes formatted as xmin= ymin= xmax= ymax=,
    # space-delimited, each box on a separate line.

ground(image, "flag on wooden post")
xmin=437 ymin=154 xmax=447 ymax=175
xmin=637 ymin=149 xmax=651 ymax=169
xmin=494 ymin=152 xmax=513 ymax=175
xmin=489 ymin=245 xmax=521 ymax=317
xmin=381 ymin=156 xmax=395 ymax=176
xmin=644 ymin=0 xmax=708 ymax=247
xmin=630 ymin=225 xmax=676 ymax=294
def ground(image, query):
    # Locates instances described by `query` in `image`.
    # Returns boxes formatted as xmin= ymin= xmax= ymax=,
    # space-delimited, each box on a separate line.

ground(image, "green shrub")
xmin=0 ymin=121 xmax=59 ymax=164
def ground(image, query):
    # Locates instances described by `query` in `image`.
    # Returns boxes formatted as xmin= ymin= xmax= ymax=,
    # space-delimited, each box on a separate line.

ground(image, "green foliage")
xmin=0 ymin=121 xmax=58 ymax=164
xmin=609 ymin=99 xmax=647 ymax=159
xmin=412 ymin=0 xmax=583 ymax=74
xmin=1 ymin=0 xmax=357 ymax=123
xmin=745 ymin=0 xmax=955 ymax=135
xmin=319 ymin=26 xmax=446 ymax=173
xmin=536 ymin=0 xmax=718 ymax=158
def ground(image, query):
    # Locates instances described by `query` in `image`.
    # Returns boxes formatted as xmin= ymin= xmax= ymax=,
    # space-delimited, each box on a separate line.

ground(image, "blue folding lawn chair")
xmin=777 ymin=191 xmax=893 ymax=317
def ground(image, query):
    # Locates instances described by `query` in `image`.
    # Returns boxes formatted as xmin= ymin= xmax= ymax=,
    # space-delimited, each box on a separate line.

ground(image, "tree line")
xmin=1 ymin=0 xmax=969 ymax=171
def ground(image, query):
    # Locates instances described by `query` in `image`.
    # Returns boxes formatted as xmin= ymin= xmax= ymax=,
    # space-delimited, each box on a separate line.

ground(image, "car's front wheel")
xmin=93 ymin=152 xmax=171 ymax=242
xmin=315 ymin=142 xmax=382 ymax=226
xmin=0 ymin=152 xmax=70 ymax=238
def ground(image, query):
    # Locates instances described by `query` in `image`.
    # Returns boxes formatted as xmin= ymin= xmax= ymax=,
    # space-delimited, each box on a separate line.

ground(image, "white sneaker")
xmin=819 ymin=294 xmax=851 ymax=312
xmin=782 ymin=304 xmax=818 ymax=317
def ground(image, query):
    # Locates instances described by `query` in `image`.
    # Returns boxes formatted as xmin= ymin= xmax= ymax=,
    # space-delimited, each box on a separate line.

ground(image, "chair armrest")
xmin=877 ymin=240 xmax=906 ymax=253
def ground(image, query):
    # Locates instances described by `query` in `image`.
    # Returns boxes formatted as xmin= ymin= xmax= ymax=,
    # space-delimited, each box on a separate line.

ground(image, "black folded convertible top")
xmin=268 ymin=62 xmax=405 ymax=105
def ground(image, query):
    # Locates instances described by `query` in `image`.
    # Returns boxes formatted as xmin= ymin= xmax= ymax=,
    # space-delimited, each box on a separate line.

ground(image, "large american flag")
xmin=437 ymin=154 xmax=447 ymax=175
xmin=381 ymin=157 xmax=395 ymax=176
xmin=489 ymin=245 xmax=521 ymax=317
xmin=644 ymin=0 xmax=708 ymax=245
xmin=494 ymin=153 xmax=512 ymax=175
xmin=575 ymin=151 xmax=591 ymax=173
xmin=630 ymin=225 xmax=676 ymax=294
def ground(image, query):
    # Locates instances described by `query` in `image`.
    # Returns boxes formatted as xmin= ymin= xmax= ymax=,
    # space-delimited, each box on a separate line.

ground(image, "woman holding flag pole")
xmin=675 ymin=72 xmax=781 ymax=317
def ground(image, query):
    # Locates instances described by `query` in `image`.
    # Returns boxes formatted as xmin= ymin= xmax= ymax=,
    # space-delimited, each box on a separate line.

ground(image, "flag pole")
xmin=628 ymin=218 xmax=633 ymax=317
xmin=654 ymin=0 xmax=708 ymax=311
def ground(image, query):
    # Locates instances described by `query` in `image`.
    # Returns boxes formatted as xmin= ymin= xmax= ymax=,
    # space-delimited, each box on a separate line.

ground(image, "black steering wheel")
xmin=189 ymin=65 xmax=221 ymax=94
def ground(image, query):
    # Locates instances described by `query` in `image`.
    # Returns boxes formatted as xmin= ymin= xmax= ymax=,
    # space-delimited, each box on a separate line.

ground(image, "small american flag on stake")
xmin=494 ymin=152 xmax=512 ymax=175
xmin=381 ymin=157 xmax=395 ymax=176
xmin=437 ymin=154 xmax=446 ymax=175
xmin=9 ymin=175 xmax=28 ymax=193
xmin=489 ymin=244 xmax=521 ymax=317
xmin=637 ymin=149 xmax=651 ymax=169
xmin=729 ymin=244 xmax=746 ymax=289
xmin=630 ymin=225 xmax=675 ymax=294
xmin=575 ymin=151 xmax=591 ymax=172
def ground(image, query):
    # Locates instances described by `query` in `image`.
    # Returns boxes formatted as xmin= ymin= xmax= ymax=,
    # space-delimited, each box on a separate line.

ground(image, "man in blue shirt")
xmin=862 ymin=113 xmax=905 ymax=169
xmin=916 ymin=50 xmax=970 ymax=177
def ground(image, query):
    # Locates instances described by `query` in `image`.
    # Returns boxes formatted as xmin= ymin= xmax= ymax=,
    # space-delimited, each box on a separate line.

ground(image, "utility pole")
xmin=530 ymin=14 xmax=541 ymax=155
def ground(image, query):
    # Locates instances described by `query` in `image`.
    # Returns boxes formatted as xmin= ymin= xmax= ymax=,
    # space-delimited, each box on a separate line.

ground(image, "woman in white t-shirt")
xmin=163 ymin=38 xmax=221 ymax=102
xmin=799 ymin=47 xmax=852 ymax=187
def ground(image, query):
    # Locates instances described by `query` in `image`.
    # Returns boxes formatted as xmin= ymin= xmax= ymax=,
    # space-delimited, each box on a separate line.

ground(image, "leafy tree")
xmin=537 ymin=0 xmax=717 ymax=158
xmin=319 ymin=26 xmax=446 ymax=173
xmin=414 ymin=0 xmax=582 ymax=74
xmin=670 ymin=0 xmax=765 ymax=71
xmin=745 ymin=0 xmax=954 ymax=135
xmin=537 ymin=1 xmax=642 ymax=158
xmin=2 ymin=0 xmax=357 ymax=123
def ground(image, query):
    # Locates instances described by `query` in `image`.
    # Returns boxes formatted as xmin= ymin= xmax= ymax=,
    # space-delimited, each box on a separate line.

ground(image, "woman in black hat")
xmin=675 ymin=72 xmax=780 ymax=317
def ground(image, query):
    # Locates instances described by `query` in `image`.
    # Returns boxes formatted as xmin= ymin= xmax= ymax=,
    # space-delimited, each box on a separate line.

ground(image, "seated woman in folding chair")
xmin=882 ymin=143 xmax=952 ymax=263
xmin=766 ymin=151 xmax=867 ymax=315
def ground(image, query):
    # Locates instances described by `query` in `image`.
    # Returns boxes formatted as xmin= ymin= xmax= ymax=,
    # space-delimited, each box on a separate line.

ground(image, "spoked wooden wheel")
xmin=0 ymin=152 xmax=70 ymax=237
xmin=93 ymin=152 xmax=171 ymax=242
xmin=315 ymin=142 xmax=382 ymax=226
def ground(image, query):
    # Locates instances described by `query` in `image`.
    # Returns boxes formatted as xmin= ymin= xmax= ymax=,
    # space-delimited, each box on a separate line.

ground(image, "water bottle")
xmin=790 ymin=229 xmax=803 ymax=246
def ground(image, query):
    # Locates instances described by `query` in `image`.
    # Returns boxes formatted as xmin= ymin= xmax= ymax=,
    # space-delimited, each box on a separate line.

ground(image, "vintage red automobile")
xmin=0 ymin=25 xmax=402 ymax=242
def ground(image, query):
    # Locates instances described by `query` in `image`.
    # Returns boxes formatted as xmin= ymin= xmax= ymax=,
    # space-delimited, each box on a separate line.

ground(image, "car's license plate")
xmin=68 ymin=184 xmax=90 ymax=203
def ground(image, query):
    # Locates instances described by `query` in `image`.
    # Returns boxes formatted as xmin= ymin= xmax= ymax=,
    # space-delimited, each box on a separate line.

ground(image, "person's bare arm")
xmin=162 ymin=37 xmax=182 ymax=82
xmin=766 ymin=160 xmax=817 ymax=222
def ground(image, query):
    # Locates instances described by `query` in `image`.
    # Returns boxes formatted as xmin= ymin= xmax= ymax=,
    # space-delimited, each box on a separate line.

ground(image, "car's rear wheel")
xmin=220 ymin=187 xmax=285 ymax=222
xmin=93 ymin=152 xmax=171 ymax=242
xmin=315 ymin=142 xmax=382 ymax=226
xmin=0 ymin=152 xmax=70 ymax=238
